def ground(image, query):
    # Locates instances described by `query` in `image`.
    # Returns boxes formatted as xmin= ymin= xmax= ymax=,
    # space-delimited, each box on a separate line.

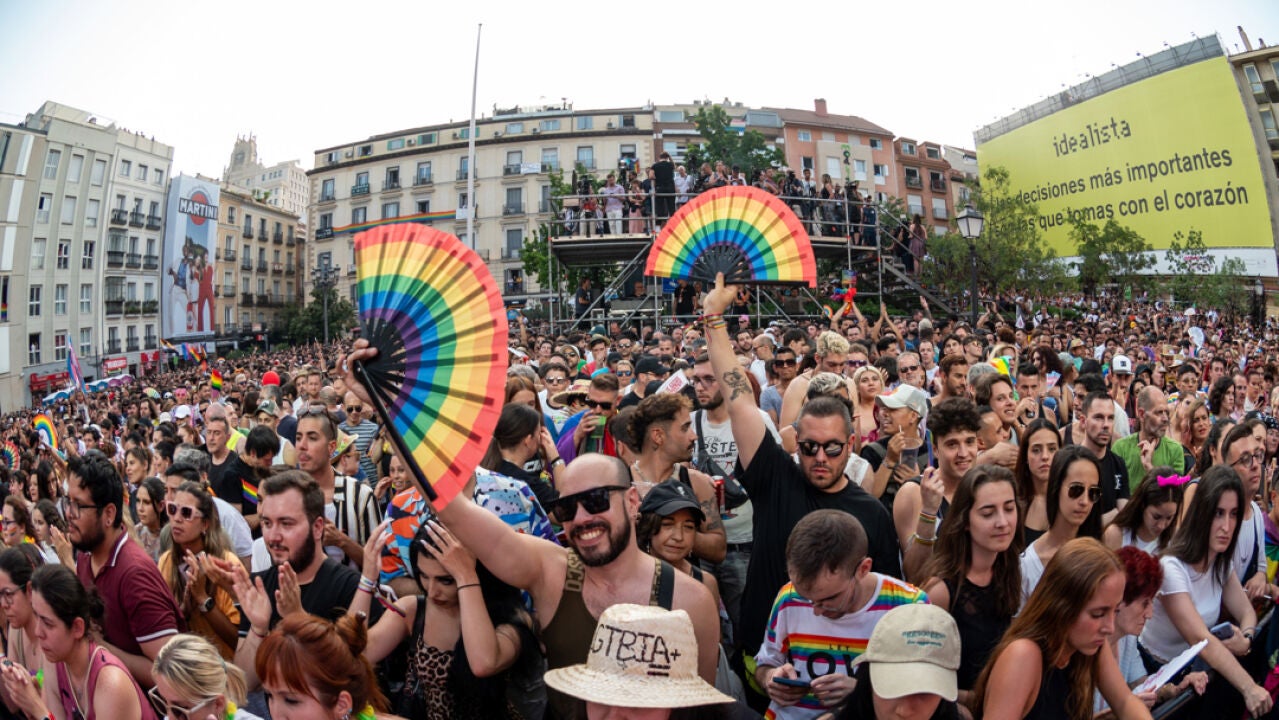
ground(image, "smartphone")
xmin=1209 ymin=621 xmax=1234 ymax=640
xmin=898 ymin=447 xmax=919 ymax=468
xmin=772 ymin=676 xmax=811 ymax=688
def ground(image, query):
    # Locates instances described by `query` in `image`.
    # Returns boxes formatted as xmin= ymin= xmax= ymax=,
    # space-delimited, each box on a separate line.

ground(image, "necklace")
xmin=70 ymin=645 xmax=98 ymax=718
xmin=630 ymin=461 xmax=657 ymax=494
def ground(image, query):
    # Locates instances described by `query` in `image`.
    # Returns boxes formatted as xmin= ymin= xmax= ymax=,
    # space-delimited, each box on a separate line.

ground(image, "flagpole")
xmin=465 ymin=23 xmax=481 ymax=250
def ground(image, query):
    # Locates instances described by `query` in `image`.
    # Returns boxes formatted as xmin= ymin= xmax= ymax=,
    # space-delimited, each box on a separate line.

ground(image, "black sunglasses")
xmin=548 ymin=485 xmax=628 ymax=523
xmin=797 ymin=440 xmax=847 ymax=457
xmin=585 ymin=399 xmax=614 ymax=411
xmin=774 ymin=359 xmax=797 ymax=367
xmin=1066 ymin=483 xmax=1101 ymax=503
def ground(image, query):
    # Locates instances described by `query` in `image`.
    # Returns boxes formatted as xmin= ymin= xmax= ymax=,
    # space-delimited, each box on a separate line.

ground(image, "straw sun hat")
xmin=543 ymin=604 xmax=732 ymax=709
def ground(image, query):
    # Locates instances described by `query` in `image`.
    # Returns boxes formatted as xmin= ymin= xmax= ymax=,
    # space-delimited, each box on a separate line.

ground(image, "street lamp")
xmin=956 ymin=204 xmax=985 ymax=328
xmin=310 ymin=260 xmax=341 ymax=345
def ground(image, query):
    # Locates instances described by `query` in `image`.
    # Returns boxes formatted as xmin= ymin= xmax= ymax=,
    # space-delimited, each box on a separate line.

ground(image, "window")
xmin=576 ymin=146 xmax=594 ymax=169
xmin=355 ymin=171 xmax=369 ymax=188
xmin=90 ymin=158 xmax=106 ymax=185
xmin=154 ymin=169 xmax=163 ymax=186
xmin=351 ymin=207 xmax=366 ymax=225
xmin=416 ymin=161 xmax=432 ymax=183
xmin=242 ymin=276 xmax=249 ymax=293
xmin=576 ymin=116 xmax=593 ymax=130
xmin=458 ymin=192 xmax=469 ymax=209
xmin=540 ymin=119 xmax=561 ymax=131
xmin=869 ymin=138 xmax=883 ymax=150
xmin=320 ymin=178 xmax=335 ymax=201
xmin=67 ymin=155 xmax=83 ymax=184
xmin=80 ymin=284 xmax=92 ymax=314
xmin=416 ymin=199 xmax=431 ymax=214
xmin=54 ymin=285 xmax=66 ymax=315
xmin=901 ymin=142 xmax=916 ymax=155
xmin=825 ymin=157 xmax=842 ymax=180
xmin=27 ymin=335 xmax=39 ymax=366
xmin=457 ymin=128 xmax=470 ymax=140
xmin=505 ymin=122 xmax=524 ymax=134
xmin=907 ymin=194 xmax=924 ymax=216
xmin=387 ymin=138 xmax=405 ymax=151
xmin=620 ymin=144 xmax=637 ymax=159
xmin=854 ymin=159 xmax=868 ymax=182
xmin=119 ymin=159 xmax=131 ymax=177
xmin=56 ymin=242 xmax=69 ymax=269
xmin=801 ymin=156 xmax=814 ymax=171
xmin=657 ymin=110 xmax=685 ymax=123
xmin=926 ymin=146 xmax=940 ymax=159
xmin=79 ymin=328 xmax=91 ymax=358
xmin=1245 ymin=64 xmax=1264 ymax=94
xmin=797 ymin=130 xmax=812 ymax=142
xmin=61 ymin=195 xmax=77 ymax=224
xmin=505 ymin=187 xmax=523 ymax=213
xmin=932 ymin=197 xmax=948 ymax=220
xmin=358 ymin=144 xmax=373 ymax=157
xmin=28 ymin=286 xmax=40 ymax=317
xmin=505 ymin=228 xmax=523 ymax=258
xmin=620 ymin=115 xmax=635 ymax=128
xmin=31 ymin=239 xmax=45 ymax=270
xmin=1261 ymin=108 xmax=1279 ymax=140
xmin=37 ymin=194 xmax=51 ymax=224
xmin=506 ymin=151 xmax=523 ymax=170
xmin=417 ymin=133 xmax=436 ymax=145
xmin=43 ymin=149 xmax=61 ymax=180
xmin=227 ymin=206 xmax=237 ymax=224
xmin=85 ymin=199 xmax=100 ymax=227
xmin=458 ymin=157 xmax=469 ymax=177
xmin=53 ymin=332 xmax=67 ymax=362
xmin=874 ymin=164 xmax=888 ymax=185
xmin=318 ymin=212 xmax=332 ymax=230
xmin=137 ymin=164 xmax=148 ymax=182
xmin=382 ymin=202 xmax=399 ymax=219
xmin=385 ymin=166 xmax=400 ymax=187
xmin=81 ymin=240 xmax=94 ymax=270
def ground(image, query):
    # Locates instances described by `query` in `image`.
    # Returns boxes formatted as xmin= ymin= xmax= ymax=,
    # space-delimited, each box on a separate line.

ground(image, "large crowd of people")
xmin=0 ymin=279 xmax=1277 ymax=719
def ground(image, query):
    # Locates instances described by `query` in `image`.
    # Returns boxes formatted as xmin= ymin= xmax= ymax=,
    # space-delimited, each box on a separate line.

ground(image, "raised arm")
xmin=702 ymin=273 xmax=766 ymax=469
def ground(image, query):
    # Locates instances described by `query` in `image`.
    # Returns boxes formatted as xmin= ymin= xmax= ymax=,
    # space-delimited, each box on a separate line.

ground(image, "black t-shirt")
xmin=238 ymin=558 xmax=366 ymax=635
xmin=674 ymin=285 xmax=696 ymax=315
xmin=652 ymin=160 xmax=675 ymax=191
xmin=207 ymin=451 xmax=255 ymax=509
xmin=278 ymin=414 xmax=298 ymax=445
xmin=1096 ymin=447 xmax=1131 ymax=514
xmin=736 ymin=432 xmax=903 ymax=655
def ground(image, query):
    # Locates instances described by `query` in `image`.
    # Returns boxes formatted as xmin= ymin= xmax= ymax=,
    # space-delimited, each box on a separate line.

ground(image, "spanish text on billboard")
xmin=162 ymin=175 xmax=219 ymax=339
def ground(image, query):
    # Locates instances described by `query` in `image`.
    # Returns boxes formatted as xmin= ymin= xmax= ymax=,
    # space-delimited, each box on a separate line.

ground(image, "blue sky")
xmin=1 ymin=0 xmax=1275 ymax=178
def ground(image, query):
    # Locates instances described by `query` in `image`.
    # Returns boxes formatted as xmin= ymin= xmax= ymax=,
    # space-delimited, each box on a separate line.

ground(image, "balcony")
xmin=242 ymin=226 xmax=253 ymax=238
xmin=286 ymin=231 xmax=295 ymax=247
xmin=314 ymin=227 xmax=334 ymax=240
xmin=105 ymin=300 xmax=124 ymax=316
xmin=126 ymin=338 xmax=139 ymax=352
xmin=221 ymin=284 xmax=234 ymax=296
xmin=930 ymin=178 xmax=947 ymax=192
xmin=932 ymin=206 xmax=949 ymax=220
xmin=272 ymin=262 xmax=283 ymax=274
xmin=142 ymin=300 xmax=158 ymax=314
xmin=351 ymin=183 xmax=370 ymax=196
xmin=502 ymin=203 xmax=524 ymax=216
xmin=144 ymin=335 xmax=157 ymax=350
xmin=272 ymin=294 xmax=285 ymax=305
xmin=223 ymin=248 xmax=236 ymax=261
xmin=106 ymin=340 xmax=121 ymax=354
xmin=456 ymin=169 xmax=470 ymax=181
xmin=285 ymin=263 xmax=295 ymax=275
xmin=106 ymin=250 xmax=125 ymax=268
xmin=503 ymin=164 xmax=522 ymax=176
xmin=539 ymin=200 xmax=552 ymax=213
xmin=110 ymin=209 xmax=128 ymax=225
xmin=273 ymin=230 xmax=283 ymax=244
xmin=257 ymin=261 xmax=268 ymax=272
xmin=319 ymin=191 xmax=335 ymax=203
xmin=142 ymin=253 xmax=158 ymax=269
xmin=145 ymin=214 xmax=162 ymax=230
xmin=347 ymin=266 xmax=357 ymax=277
xmin=382 ymin=179 xmax=401 ymax=191
xmin=414 ymin=174 xmax=433 ymax=186
xmin=125 ymin=253 xmax=142 ymax=269
xmin=257 ymin=228 xmax=268 ymax=242
xmin=905 ymin=176 xmax=923 ymax=190
xmin=576 ymin=160 xmax=596 ymax=171
xmin=541 ymin=161 xmax=561 ymax=172
xmin=241 ymin=292 xmax=255 ymax=306
xmin=256 ymin=293 xmax=269 ymax=306
xmin=129 ymin=211 xmax=145 ymax=227
xmin=124 ymin=300 xmax=141 ymax=314
xmin=240 ymin=258 xmax=252 ymax=271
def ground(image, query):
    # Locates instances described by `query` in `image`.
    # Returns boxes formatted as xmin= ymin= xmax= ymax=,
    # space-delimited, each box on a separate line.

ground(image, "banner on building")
xmin=162 ymin=175 xmax=219 ymax=338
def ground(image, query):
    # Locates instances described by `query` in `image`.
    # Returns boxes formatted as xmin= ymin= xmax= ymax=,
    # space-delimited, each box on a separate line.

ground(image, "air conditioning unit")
xmin=407 ymin=138 xmax=416 ymax=146
xmin=494 ymin=131 xmax=502 ymax=138
xmin=531 ymin=127 xmax=540 ymax=134
xmin=452 ymin=132 xmax=460 ymax=139
xmin=344 ymin=151 xmax=354 ymax=159
xmin=606 ymin=121 xmax=615 ymax=129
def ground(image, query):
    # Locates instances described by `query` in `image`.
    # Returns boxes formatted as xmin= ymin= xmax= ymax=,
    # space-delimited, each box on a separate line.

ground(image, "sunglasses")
xmin=148 ymin=686 xmax=217 ymax=720
xmin=347 ymin=405 xmax=364 ymax=413
xmin=898 ymin=365 xmax=920 ymax=374
xmin=548 ymin=485 xmax=628 ymax=523
xmin=797 ymin=439 xmax=847 ymax=457
xmin=616 ymin=371 xmax=633 ymax=377
xmin=1066 ymin=483 xmax=1102 ymax=503
xmin=585 ymin=399 xmax=614 ymax=411
xmin=846 ymin=360 xmax=868 ymax=368
xmin=545 ymin=377 xmax=569 ymax=384
xmin=774 ymin=359 xmax=797 ymax=367
xmin=166 ymin=502 xmax=205 ymax=522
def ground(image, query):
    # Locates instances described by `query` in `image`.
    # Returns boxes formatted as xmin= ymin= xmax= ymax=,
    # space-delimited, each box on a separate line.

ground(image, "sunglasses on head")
xmin=166 ymin=502 xmax=204 ymax=522
xmin=585 ymin=399 xmax=614 ymax=411
xmin=797 ymin=439 xmax=847 ymax=457
xmin=548 ymin=485 xmax=628 ymax=523
xmin=1066 ymin=483 xmax=1101 ymax=503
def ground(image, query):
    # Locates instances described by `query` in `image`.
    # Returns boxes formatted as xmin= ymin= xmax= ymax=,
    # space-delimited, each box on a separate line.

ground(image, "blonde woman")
xmin=150 ymin=634 xmax=261 ymax=720
xmin=851 ymin=365 xmax=886 ymax=446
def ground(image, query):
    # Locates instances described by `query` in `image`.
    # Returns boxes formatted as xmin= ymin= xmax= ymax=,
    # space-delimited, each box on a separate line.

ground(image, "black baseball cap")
xmin=635 ymin=357 xmax=671 ymax=376
xmin=638 ymin=480 xmax=705 ymax=523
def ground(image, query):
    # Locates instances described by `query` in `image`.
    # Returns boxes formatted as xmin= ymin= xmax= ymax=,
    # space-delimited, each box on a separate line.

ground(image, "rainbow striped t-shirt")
xmin=755 ymin=574 xmax=928 ymax=720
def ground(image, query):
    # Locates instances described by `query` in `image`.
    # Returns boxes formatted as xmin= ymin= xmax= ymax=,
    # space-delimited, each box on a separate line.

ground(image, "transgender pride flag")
xmin=67 ymin=344 xmax=86 ymax=394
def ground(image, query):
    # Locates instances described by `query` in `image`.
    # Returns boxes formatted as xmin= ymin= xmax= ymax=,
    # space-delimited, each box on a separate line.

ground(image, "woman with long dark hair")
xmin=133 ymin=476 xmax=168 ymax=561
xmin=157 ymin=481 xmax=240 ymax=657
xmin=480 ymin=402 xmax=559 ymax=509
xmin=974 ymin=538 xmax=1151 ymax=720
xmin=0 ymin=544 xmax=47 ymax=714
xmin=1020 ymin=445 xmax=1104 ymax=601
xmin=1014 ymin=419 xmax=1060 ymax=545
xmin=1103 ymin=467 xmax=1183 ymax=555
xmin=921 ymin=465 xmax=1023 ymax=709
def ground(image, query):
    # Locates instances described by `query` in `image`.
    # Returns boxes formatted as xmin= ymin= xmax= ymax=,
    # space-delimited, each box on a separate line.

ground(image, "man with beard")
xmin=69 ymin=451 xmax=184 ymax=686
xmin=295 ymin=406 xmax=381 ymax=568
xmin=1076 ymin=391 xmax=1130 ymax=522
xmin=934 ymin=353 xmax=969 ymax=400
xmin=760 ymin=345 xmax=799 ymax=426
xmin=700 ymin=273 xmax=900 ymax=704
xmin=224 ymin=470 xmax=364 ymax=691
xmin=1112 ymin=386 xmax=1184 ymax=494
xmin=626 ymin=392 xmax=725 ymax=563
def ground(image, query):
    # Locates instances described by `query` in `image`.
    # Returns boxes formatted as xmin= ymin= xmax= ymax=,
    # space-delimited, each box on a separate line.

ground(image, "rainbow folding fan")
xmin=350 ymin=224 xmax=508 ymax=508
xmin=32 ymin=413 xmax=59 ymax=453
xmin=1 ymin=441 xmax=18 ymax=471
xmin=646 ymin=186 xmax=817 ymax=287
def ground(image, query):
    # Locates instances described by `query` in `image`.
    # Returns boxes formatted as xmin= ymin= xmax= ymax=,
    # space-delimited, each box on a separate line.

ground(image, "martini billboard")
xmin=162 ymin=175 xmax=219 ymax=339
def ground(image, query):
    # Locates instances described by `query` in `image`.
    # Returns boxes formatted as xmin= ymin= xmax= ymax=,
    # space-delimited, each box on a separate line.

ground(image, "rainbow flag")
xmin=32 ymin=414 xmax=58 ymax=453
xmin=67 ymin=345 xmax=86 ymax=394
xmin=210 ymin=370 xmax=223 ymax=398
xmin=242 ymin=479 xmax=259 ymax=508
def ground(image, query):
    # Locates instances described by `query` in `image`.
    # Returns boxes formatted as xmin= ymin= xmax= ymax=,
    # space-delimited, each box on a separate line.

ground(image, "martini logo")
xmin=178 ymin=190 xmax=218 ymax=225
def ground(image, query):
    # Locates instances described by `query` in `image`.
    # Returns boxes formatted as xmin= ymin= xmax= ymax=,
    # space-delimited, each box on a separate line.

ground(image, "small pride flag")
xmin=210 ymin=370 xmax=223 ymax=399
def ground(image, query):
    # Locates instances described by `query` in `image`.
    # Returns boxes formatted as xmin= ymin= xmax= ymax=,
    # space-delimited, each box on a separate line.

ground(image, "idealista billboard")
xmin=162 ymin=175 xmax=219 ymax=339
xmin=977 ymin=57 xmax=1273 ymax=267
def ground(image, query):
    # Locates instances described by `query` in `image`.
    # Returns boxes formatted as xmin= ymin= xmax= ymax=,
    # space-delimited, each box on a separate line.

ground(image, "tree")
xmin=281 ymin=284 xmax=357 ymax=344
xmin=686 ymin=105 xmax=785 ymax=177
xmin=1070 ymin=218 xmax=1154 ymax=297
xmin=518 ymin=167 xmax=621 ymax=297
xmin=920 ymin=166 xmax=1064 ymax=303
xmin=1165 ymin=228 xmax=1250 ymax=319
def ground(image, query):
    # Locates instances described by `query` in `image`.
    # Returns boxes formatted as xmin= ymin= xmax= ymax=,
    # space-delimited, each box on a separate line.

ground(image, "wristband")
xmin=457 ymin=583 xmax=481 ymax=591
xmin=910 ymin=534 xmax=935 ymax=547
xmin=358 ymin=576 xmax=377 ymax=593
xmin=250 ymin=625 xmax=269 ymax=638
xmin=918 ymin=512 xmax=937 ymax=524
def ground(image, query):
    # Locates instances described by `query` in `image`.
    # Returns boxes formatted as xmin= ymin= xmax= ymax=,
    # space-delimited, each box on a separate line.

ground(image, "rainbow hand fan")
xmin=646 ymin=186 xmax=816 ymax=287
xmin=351 ymin=224 xmax=508 ymax=508
xmin=1 ymin=441 xmax=18 ymax=471
xmin=32 ymin=413 xmax=59 ymax=452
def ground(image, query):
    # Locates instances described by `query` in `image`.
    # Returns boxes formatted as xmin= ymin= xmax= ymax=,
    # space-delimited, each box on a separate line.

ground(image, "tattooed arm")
xmin=687 ymin=467 xmax=726 ymax=563
xmin=703 ymin=273 xmax=767 ymax=469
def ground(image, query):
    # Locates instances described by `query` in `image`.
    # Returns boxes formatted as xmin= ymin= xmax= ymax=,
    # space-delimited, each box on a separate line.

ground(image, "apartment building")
xmin=305 ymin=104 xmax=654 ymax=300
xmin=942 ymin=145 xmax=979 ymax=211
xmin=1230 ymin=31 xmax=1279 ymax=246
xmin=650 ymin=100 xmax=785 ymax=167
xmin=0 ymin=123 xmax=51 ymax=411
xmin=771 ymin=99 xmax=896 ymax=200
xmin=214 ymin=184 xmax=304 ymax=342
xmin=224 ymin=135 xmax=310 ymax=222
xmin=894 ymin=138 xmax=954 ymax=233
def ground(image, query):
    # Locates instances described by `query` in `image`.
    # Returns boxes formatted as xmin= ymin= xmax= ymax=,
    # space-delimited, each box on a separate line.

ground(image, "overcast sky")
xmin=1 ymin=0 xmax=1275 ymax=179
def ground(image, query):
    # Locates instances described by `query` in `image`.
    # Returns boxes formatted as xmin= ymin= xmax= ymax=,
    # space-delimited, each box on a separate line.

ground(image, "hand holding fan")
xmin=350 ymin=224 xmax=508 ymax=508
xmin=645 ymin=186 xmax=816 ymax=287
xmin=32 ymin=413 xmax=59 ymax=453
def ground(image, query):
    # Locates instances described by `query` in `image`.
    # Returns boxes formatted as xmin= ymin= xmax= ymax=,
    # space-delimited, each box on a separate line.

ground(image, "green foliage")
xmin=283 ymin=284 xmax=357 ymax=344
xmin=1164 ymin=228 xmax=1251 ymax=318
xmin=920 ymin=166 xmax=1065 ymax=301
xmin=686 ymin=105 xmax=785 ymax=176
xmin=1070 ymin=218 xmax=1155 ymax=297
xmin=518 ymin=166 xmax=621 ymax=294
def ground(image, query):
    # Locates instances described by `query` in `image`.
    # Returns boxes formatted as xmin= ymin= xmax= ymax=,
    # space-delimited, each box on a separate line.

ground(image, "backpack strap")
xmin=413 ymin=594 xmax=427 ymax=637
xmin=649 ymin=558 xmax=677 ymax=610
